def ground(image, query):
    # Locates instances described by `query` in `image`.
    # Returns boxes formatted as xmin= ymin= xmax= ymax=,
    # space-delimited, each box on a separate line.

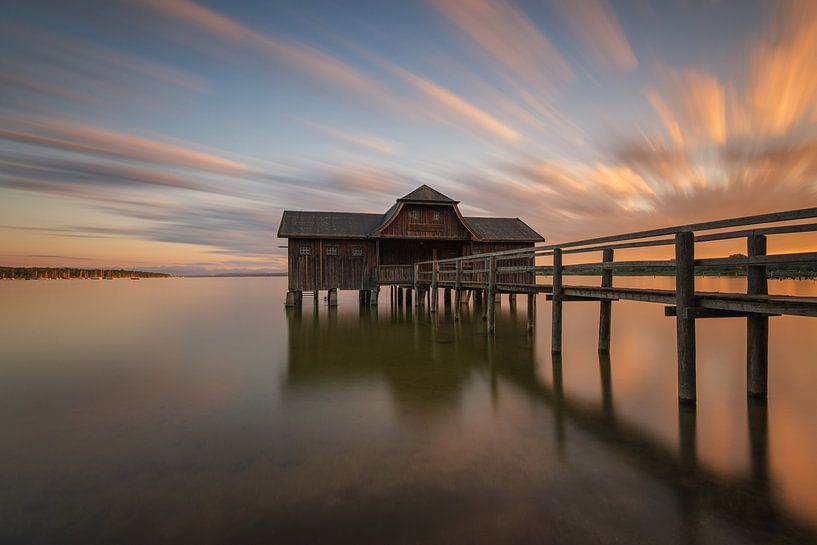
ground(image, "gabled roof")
xmin=463 ymin=217 xmax=545 ymax=242
xmin=277 ymin=211 xmax=383 ymax=239
xmin=397 ymin=184 xmax=458 ymax=204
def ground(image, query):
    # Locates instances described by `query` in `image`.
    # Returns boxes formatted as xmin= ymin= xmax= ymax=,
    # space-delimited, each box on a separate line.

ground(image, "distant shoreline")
xmin=0 ymin=267 xmax=288 ymax=280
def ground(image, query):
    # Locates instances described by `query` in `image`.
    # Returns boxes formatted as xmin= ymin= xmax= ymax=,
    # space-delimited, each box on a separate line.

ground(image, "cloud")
xmin=394 ymin=67 xmax=521 ymax=142
xmin=551 ymin=0 xmax=638 ymax=72
xmin=0 ymin=155 xmax=243 ymax=197
xmin=0 ymin=117 xmax=250 ymax=175
xmin=430 ymin=0 xmax=574 ymax=95
xmin=647 ymin=69 xmax=727 ymax=146
xmin=736 ymin=0 xmax=817 ymax=136
xmin=300 ymin=121 xmax=401 ymax=155
xmin=138 ymin=0 xmax=397 ymax=108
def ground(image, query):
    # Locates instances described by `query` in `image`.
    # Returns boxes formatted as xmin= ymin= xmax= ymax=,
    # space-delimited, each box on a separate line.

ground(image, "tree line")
xmin=0 ymin=267 xmax=171 ymax=280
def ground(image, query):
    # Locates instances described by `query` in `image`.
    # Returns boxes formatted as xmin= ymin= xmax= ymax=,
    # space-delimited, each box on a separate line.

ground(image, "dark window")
xmin=352 ymin=246 xmax=364 ymax=256
xmin=326 ymin=246 xmax=337 ymax=256
xmin=299 ymin=245 xmax=311 ymax=256
xmin=433 ymin=211 xmax=441 ymax=221
xmin=411 ymin=210 xmax=420 ymax=221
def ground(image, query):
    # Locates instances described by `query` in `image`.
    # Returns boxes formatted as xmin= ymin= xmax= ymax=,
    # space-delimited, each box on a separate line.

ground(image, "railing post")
xmin=430 ymin=261 xmax=439 ymax=313
xmin=487 ymin=256 xmax=497 ymax=332
xmin=551 ymin=248 xmax=563 ymax=353
xmin=413 ymin=263 xmax=419 ymax=307
xmin=747 ymin=234 xmax=768 ymax=397
xmin=527 ymin=292 xmax=536 ymax=333
xmin=675 ymin=231 xmax=696 ymax=403
xmin=598 ymin=248 xmax=613 ymax=352
xmin=454 ymin=260 xmax=463 ymax=320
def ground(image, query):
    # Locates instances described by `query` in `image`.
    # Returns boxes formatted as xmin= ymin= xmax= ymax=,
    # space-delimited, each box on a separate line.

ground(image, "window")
xmin=352 ymin=246 xmax=364 ymax=256
xmin=299 ymin=245 xmax=311 ymax=256
xmin=433 ymin=211 xmax=441 ymax=221
xmin=326 ymin=246 xmax=337 ymax=256
xmin=411 ymin=210 xmax=420 ymax=221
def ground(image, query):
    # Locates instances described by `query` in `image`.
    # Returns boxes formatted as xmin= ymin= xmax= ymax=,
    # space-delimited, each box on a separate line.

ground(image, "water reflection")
xmin=285 ymin=300 xmax=817 ymax=544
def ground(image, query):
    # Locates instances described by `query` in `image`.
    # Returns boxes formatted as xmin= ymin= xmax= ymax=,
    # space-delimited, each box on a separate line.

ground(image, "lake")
xmin=2 ymin=276 xmax=817 ymax=544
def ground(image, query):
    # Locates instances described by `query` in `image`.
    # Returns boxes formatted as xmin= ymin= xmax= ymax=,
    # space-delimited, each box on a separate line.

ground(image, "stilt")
xmin=328 ymin=287 xmax=338 ymax=307
xmin=508 ymin=293 xmax=516 ymax=307
xmin=526 ymin=292 xmax=536 ymax=332
xmin=313 ymin=290 xmax=318 ymax=305
xmin=678 ymin=403 xmax=697 ymax=470
xmin=406 ymin=288 xmax=413 ymax=306
xmin=551 ymin=248 xmax=563 ymax=353
xmin=747 ymin=234 xmax=768 ymax=397
xmin=675 ymin=231 xmax=696 ymax=403
xmin=398 ymin=287 xmax=404 ymax=306
xmin=444 ymin=288 xmax=451 ymax=306
xmin=370 ymin=287 xmax=379 ymax=306
xmin=285 ymin=289 xmax=296 ymax=307
xmin=599 ymin=248 xmax=613 ymax=352
xmin=474 ymin=289 xmax=483 ymax=305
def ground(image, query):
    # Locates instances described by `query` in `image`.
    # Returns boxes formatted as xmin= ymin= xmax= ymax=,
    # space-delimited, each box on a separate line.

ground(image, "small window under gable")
xmin=352 ymin=246 xmax=364 ymax=256
xmin=411 ymin=210 xmax=420 ymax=221
xmin=433 ymin=211 xmax=441 ymax=221
xmin=326 ymin=245 xmax=337 ymax=256
xmin=299 ymin=245 xmax=311 ymax=256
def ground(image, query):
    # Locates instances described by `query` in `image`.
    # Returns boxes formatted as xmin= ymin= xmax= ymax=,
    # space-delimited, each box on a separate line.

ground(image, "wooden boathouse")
xmin=277 ymin=185 xmax=544 ymax=305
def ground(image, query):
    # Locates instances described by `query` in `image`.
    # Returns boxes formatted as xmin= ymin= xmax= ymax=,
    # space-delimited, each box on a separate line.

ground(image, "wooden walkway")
xmin=410 ymin=207 xmax=817 ymax=403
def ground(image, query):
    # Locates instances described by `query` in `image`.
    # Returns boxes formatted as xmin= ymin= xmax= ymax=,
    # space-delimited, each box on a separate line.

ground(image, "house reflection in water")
xmin=283 ymin=304 xmax=817 ymax=545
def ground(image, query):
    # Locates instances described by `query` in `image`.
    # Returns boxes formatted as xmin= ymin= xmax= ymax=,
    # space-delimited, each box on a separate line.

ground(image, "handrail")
xmin=416 ymin=207 xmax=817 ymax=268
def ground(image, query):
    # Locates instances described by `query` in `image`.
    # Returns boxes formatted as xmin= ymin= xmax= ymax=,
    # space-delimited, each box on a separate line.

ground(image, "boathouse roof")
xmin=277 ymin=185 xmax=544 ymax=242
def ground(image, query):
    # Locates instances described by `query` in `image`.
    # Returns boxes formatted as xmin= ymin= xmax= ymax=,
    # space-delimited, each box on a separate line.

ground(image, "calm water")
xmin=2 ymin=276 xmax=817 ymax=544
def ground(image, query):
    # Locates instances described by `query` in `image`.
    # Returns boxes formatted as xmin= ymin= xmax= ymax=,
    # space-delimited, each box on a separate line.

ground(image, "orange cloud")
xmin=738 ymin=0 xmax=817 ymax=136
xmin=647 ymin=69 xmax=726 ymax=146
xmin=430 ymin=0 xmax=574 ymax=95
xmin=551 ymin=0 xmax=638 ymax=72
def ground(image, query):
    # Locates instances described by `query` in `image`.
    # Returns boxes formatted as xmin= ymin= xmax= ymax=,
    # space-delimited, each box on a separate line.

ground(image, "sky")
xmin=1 ymin=0 xmax=816 ymax=274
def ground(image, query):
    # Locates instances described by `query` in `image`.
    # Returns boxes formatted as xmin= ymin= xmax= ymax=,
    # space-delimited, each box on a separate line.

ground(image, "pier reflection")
xmin=285 ymin=303 xmax=816 ymax=545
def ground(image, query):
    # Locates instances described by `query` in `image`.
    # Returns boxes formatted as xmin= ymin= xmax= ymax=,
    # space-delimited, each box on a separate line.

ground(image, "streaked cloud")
xmin=430 ymin=0 xmax=574 ymax=95
xmin=552 ymin=0 xmax=638 ymax=72
xmin=0 ymin=117 xmax=250 ymax=175
xmin=647 ymin=69 xmax=727 ymax=146
xmin=301 ymin=121 xmax=401 ymax=155
xmin=737 ymin=0 xmax=817 ymax=136
xmin=395 ymin=68 xmax=521 ymax=142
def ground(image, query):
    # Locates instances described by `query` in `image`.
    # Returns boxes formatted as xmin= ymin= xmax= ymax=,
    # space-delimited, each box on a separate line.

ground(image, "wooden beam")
xmin=486 ymin=256 xmax=497 ymax=332
xmin=664 ymin=306 xmax=780 ymax=319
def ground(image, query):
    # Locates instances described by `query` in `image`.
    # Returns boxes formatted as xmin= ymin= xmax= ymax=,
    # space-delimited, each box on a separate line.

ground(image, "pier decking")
xmin=412 ymin=207 xmax=817 ymax=403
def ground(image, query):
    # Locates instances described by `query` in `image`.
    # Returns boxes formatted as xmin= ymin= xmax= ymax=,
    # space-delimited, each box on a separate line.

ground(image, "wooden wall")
xmin=379 ymin=204 xmax=470 ymax=239
xmin=288 ymin=238 xmax=376 ymax=291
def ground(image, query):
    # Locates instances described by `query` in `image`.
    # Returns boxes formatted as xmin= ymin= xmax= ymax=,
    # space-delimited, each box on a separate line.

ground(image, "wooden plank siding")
xmin=288 ymin=238 xmax=376 ymax=291
xmin=379 ymin=204 xmax=470 ymax=239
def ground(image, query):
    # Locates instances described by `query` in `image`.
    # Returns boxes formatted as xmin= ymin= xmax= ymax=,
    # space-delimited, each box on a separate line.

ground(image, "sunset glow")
xmin=2 ymin=0 xmax=817 ymax=274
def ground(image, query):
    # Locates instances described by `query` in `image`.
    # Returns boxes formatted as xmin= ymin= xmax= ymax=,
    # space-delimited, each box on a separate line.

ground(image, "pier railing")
xmin=413 ymin=207 xmax=817 ymax=402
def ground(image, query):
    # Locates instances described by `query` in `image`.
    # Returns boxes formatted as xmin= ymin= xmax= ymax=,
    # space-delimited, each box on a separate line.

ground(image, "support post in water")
xmin=486 ymin=256 xmax=497 ymax=332
xmin=398 ymin=287 xmax=403 ymax=306
xmin=675 ymin=231 xmax=696 ymax=403
xmin=598 ymin=248 xmax=614 ymax=352
xmin=527 ymin=292 xmax=536 ymax=332
xmin=430 ymin=262 xmax=438 ymax=313
xmin=454 ymin=260 xmax=463 ymax=320
xmin=328 ymin=288 xmax=338 ymax=307
xmin=443 ymin=287 xmax=451 ymax=306
xmin=406 ymin=288 xmax=412 ymax=307
xmin=747 ymin=234 xmax=769 ymax=397
xmin=551 ymin=248 xmax=563 ymax=353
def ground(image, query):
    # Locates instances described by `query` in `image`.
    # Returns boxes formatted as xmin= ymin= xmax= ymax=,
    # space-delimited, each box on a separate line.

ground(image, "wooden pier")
xmin=411 ymin=207 xmax=817 ymax=403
